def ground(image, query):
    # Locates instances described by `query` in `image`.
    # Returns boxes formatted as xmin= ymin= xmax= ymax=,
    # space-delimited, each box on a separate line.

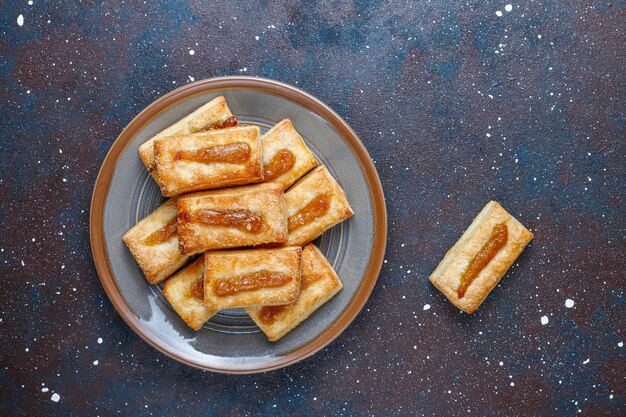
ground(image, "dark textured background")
xmin=1 ymin=1 xmax=624 ymax=416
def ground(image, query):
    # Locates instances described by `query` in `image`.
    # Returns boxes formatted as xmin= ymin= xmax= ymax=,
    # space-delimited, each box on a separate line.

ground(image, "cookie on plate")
xmin=176 ymin=183 xmax=287 ymax=255
xmin=162 ymin=255 xmax=218 ymax=331
xmin=154 ymin=125 xmax=263 ymax=196
xmin=284 ymin=166 xmax=354 ymax=246
xmin=261 ymin=119 xmax=318 ymax=190
xmin=203 ymin=247 xmax=302 ymax=310
xmin=122 ymin=198 xmax=189 ymax=284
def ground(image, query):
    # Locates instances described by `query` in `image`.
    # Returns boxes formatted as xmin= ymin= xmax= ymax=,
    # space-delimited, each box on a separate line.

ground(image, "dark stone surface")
xmin=1 ymin=1 xmax=624 ymax=415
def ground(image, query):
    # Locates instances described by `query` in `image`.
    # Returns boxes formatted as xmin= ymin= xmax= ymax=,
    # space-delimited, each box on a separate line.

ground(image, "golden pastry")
xmin=176 ymin=182 xmax=287 ymax=255
xmin=261 ymin=119 xmax=318 ymax=190
xmin=122 ymin=199 xmax=189 ymax=284
xmin=429 ymin=201 xmax=534 ymax=313
xmin=284 ymin=165 xmax=354 ymax=246
xmin=154 ymin=125 xmax=262 ymax=196
xmin=203 ymin=247 xmax=302 ymax=309
xmin=162 ymin=255 xmax=218 ymax=331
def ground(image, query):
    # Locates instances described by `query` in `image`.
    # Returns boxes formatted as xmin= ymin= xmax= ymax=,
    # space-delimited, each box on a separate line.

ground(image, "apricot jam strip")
xmin=288 ymin=193 xmax=332 ymax=232
xmin=174 ymin=142 xmax=250 ymax=164
xmin=457 ymin=223 xmax=508 ymax=298
xmin=259 ymin=305 xmax=283 ymax=325
xmin=263 ymin=149 xmax=296 ymax=181
xmin=179 ymin=209 xmax=263 ymax=233
xmin=143 ymin=218 xmax=177 ymax=245
xmin=188 ymin=279 xmax=204 ymax=301
xmin=213 ymin=270 xmax=292 ymax=297
xmin=259 ymin=273 xmax=322 ymax=325
xmin=202 ymin=115 xmax=238 ymax=131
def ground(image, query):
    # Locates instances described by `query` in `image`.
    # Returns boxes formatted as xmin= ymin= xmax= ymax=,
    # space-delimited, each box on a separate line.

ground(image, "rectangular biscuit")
xmin=122 ymin=199 xmax=189 ymax=284
xmin=429 ymin=201 xmax=534 ymax=313
xmin=138 ymin=95 xmax=233 ymax=175
xmin=162 ymin=255 xmax=218 ymax=331
xmin=284 ymin=165 xmax=354 ymax=246
xmin=261 ymin=119 xmax=318 ymax=190
xmin=176 ymin=182 xmax=288 ymax=255
xmin=203 ymin=247 xmax=302 ymax=309
xmin=246 ymin=243 xmax=343 ymax=342
xmin=154 ymin=125 xmax=263 ymax=196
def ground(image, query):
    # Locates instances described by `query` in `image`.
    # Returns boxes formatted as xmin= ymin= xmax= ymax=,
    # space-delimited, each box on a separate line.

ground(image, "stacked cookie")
xmin=123 ymin=96 xmax=353 ymax=341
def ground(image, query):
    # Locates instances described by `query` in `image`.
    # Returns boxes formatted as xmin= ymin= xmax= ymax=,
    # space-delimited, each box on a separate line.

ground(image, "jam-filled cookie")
xmin=203 ymin=247 xmax=302 ymax=310
xmin=176 ymin=183 xmax=287 ymax=255
xmin=429 ymin=201 xmax=533 ymax=313
xmin=154 ymin=125 xmax=262 ymax=196
xmin=122 ymin=198 xmax=189 ymax=284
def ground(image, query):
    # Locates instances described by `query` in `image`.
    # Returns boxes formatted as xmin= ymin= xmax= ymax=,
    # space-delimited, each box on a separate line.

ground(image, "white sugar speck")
xmin=255 ymin=35 xmax=259 ymax=40
xmin=423 ymin=304 xmax=431 ymax=311
xmin=42 ymin=387 xmax=49 ymax=392
xmin=619 ymin=341 xmax=624 ymax=348
xmin=189 ymin=49 xmax=195 ymax=55
xmin=565 ymin=299 xmax=575 ymax=308
xmin=17 ymin=14 xmax=24 ymax=26
xmin=499 ymin=361 xmax=504 ymax=366
xmin=97 ymin=337 xmax=103 ymax=344
xmin=93 ymin=360 xmax=99 ymax=365
xmin=496 ymin=10 xmax=503 ymax=17
xmin=582 ymin=358 xmax=590 ymax=364
xmin=541 ymin=316 xmax=549 ymax=325
xmin=51 ymin=393 xmax=60 ymax=402
xmin=29 ymin=0 xmax=33 ymax=5
xmin=510 ymin=382 xmax=515 ymax=386
xmin=538 ymin=34 xmax=542 ymax=39
xmin=505 ymin=4 xmax=513 ymax=12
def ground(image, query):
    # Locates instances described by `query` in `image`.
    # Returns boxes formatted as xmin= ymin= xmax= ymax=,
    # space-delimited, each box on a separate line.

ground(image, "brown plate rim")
xmin=89 ymin=76 xmax=387 ymax=374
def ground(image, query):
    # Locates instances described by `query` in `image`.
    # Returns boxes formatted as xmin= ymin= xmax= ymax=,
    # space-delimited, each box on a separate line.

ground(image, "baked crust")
xmin=429 ymin=201 xmax=534 ymax=313
xmin=203 ymin=247 xmax=302 ymax=309
xmin=138 ymin=96 xmax=232 ymax=175
xmin=176 ymin=182 xmax=288 ymax=255
xmin=246 ymin=243 xmax=342 ymax=342
xmin=261 ymin=119 xmax=318 ymax=190
xmin=154 ymin=125 xmax=263 ymax=197
xmin=122 ymin=199 xmax=189 ymax=284
xmin=284 ymin=165 xmax=354 ymax=246
xmin=162 ymin=255 xmax=218 ymax=331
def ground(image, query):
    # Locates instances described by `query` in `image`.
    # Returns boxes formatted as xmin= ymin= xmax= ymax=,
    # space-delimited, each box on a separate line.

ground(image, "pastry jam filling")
xmin=189 ymin=279 xmax=204 ymax=301
xmin=288 ymin=193 xmax=332 ymax=231
xmin=457 ymin=223 xmax=508 ymax=298
xmin=174 ymin=142 xmax=250 ymax=164
xmin=202 ymin=115 xmax=239 ymax=131
xmin=213 ymin=270 xmax=292 ymax=297
xmin=263 ymin=149 xmax=296 ymax=181
xmin=180 ymin=209 xmax=263 ymax=233
xmin=259 ymin=305 xmax=283 ymax=325
xmin=143 ymin=218 xmax=177 ymax=245
xmin=259 ymin=273 xmax=322 ymax=325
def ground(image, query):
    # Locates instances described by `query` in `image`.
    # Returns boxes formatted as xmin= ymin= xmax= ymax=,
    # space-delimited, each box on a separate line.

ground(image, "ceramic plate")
xmin=90 ymin=77 xmax=386 ymax=373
